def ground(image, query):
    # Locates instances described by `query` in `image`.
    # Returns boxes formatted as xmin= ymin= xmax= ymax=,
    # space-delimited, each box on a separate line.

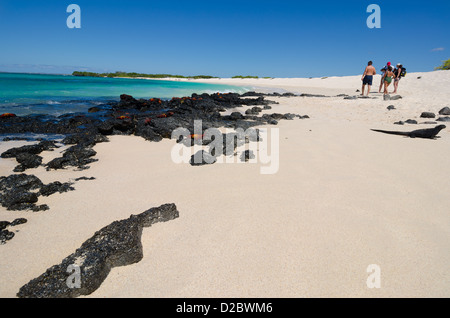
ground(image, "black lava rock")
xmin=0 ymin=92 xmax=304 ymax=172
xmin=1 ymin=141 xmax=59 ymax=172
xmin=0 ymin=221 xmax=11 ymax=230
xmin=245 ymin=107 xmax=263 ymax=115
xmin=190 ymin=150 xmax=217 ymax=166
xmin=62 ymin=134 xmax=108 ymax=147
xmin=439 ymin=107 xmax=450 ymax=116
xmin=0 ymin=218 xmax=29 ymax=244
xmin=0 ymin=174 xmax=71 ymax=211
xmin=283 ymin=113 xmax=297 ymax=120
xmin=17 ymin=203 xmax=179 ymax=298
xmin=0 ymin=191 xmax=39 ymax=210
xmin=420 ymin=112 xmax=436 ymax=118
xmin=229 ymin=112 xmax=245 ymax=120
xmin=1 ymin=141 xmax=58 ymax=159
xmin=14 ymin=153 xmax=43 ymax=172
xmin=40 ymin=182 xmax=74 ymax=197
xmin=10 ymin=218 xmax=28 ymax=226
xmin=0 ymin=174 xmax=43 ymax=192
xmin=46 ymin=145 xmax=97 ymax=170
xmin=1 ymin=230 xmax=15 ymax=245
xmin=74 ymin=177 xmax=96 ymax=181
xmin=135 ymin=121 xmax=163 ymax=142
xmin=240 ymin=150 xmax=256 ymax=162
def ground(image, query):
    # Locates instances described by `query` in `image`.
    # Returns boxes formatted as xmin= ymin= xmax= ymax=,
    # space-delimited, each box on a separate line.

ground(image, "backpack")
xmin=400 ymin=68 xmax=406 ymax=77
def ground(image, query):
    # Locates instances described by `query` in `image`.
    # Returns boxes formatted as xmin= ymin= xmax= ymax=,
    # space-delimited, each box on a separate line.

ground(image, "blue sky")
xmin=0 ymin=0 xmax=448 ymax=77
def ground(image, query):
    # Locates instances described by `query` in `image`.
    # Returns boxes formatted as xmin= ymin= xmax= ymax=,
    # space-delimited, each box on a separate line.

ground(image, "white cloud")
xmin=431 ymin=47 xmax=445 ymax=52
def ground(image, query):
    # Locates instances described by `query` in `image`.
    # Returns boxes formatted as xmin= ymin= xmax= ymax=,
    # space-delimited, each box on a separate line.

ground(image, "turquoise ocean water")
xmin=0 ymin=73 xmax=249 ymax=116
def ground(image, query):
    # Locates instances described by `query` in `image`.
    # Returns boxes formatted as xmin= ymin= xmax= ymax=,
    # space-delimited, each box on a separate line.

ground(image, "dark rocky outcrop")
xmin=74 ymin=177 xmax=96 ymax=181
xmin=10 ymin=218 xmax=27 ymax=226
xmin=62 ymin=134 xmax=108 ymax=147
xmin=17 ymin=203 xmax=179 ymax=298
xmin=0 ymin=92 xmax=304 ymax=143
xmin=1 ymin=141 xmax=59 ymax=172
xmin=1 ymin=141 xmax=58 ymax=159
xmin=0 ymin=174 xmax=44 ymax=211
xmin=395 ymin=119 xmax=418 ymax=125
xmin=245 ymin=107 xmax=263 ymax=115
xmin=420 ymin=112 xmax=436 ymax=118
xmin=1 ymin=92 xmax=308 ymax=171
xmin=13 ymin=153 xmax=43 ymax=172
xmin=0 ymin=218 xmax=28 ymax=245
xmin=240 ymin=150 xmax=256 ymax=162
xmin=302 ymin=93 xmax=328 ymax=98
xmin=0 ymin=229 xmax=15 ymax=244
xmin=46 ymin=145 xmax=97 ymax=171
xmin=0 ymin=221 xmax=10 ymax=230
xmin=0 ymin=174 xmax=75 ymax=211
xmin=438 ymin=107 xmax=450 ymax=116
xmin=190 ymin=150 xmax=217 ymax=166
xmin=421 ymin=121 xmax=437 ymax=125
xmin=39 ymin=182 xmax=74 ymax=197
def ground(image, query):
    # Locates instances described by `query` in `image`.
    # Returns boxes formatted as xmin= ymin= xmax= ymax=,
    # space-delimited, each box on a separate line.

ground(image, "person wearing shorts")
xmin=361 ymin=61 xmax=376 ymax=96
xmin=392 ymin=63 xmax=402 ymax=94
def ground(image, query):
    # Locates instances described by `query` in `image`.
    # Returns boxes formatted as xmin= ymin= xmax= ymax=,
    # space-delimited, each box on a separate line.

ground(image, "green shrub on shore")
xmin=72 ymin=71 xmax=219 ymax=79
xmin=232 ymin=75 xmax=259 ymax=79
xmin=72 ymin=71 xmax=103 ymax=77
xmin=435 ymin=59 xmax=450 ymax=70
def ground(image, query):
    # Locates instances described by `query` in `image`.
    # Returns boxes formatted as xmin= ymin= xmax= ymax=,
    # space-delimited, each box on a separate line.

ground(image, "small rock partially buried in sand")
xmin=438 ymin=107 xmax=450 ymax=116
xmin=420 ymin=112 xmax=436 ymax=118
xmin=17 ymin=203 xmax=179 ymax=298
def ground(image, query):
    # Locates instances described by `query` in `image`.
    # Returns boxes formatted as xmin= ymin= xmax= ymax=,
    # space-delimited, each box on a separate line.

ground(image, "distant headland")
xmin=72 ymin=71 xmax=271 ymax=80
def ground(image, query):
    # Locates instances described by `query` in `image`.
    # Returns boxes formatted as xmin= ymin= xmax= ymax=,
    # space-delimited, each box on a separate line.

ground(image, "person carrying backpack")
xmin=393 ymin=63 xmax=406 ymax=94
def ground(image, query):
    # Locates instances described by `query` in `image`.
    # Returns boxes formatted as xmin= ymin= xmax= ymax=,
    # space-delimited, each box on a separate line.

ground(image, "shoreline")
xmin=1 ymin=71 xmax=449 ymax=298
xmin=118 ymin=70 xmax=450 ymax=96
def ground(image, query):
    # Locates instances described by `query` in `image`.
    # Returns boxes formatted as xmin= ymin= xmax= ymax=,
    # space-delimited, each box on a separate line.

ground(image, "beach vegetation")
xmin=435 ymin=59 xmax=450 ymax=70
xmin=72 ymin=71 xmax=219 ymax=79
xmin=232 ymin=75 xmax=259 ymax=79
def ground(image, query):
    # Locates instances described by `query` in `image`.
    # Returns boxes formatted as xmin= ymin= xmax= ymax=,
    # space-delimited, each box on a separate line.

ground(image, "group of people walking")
xmin=360 ymin=61 xmax=406 ymax=96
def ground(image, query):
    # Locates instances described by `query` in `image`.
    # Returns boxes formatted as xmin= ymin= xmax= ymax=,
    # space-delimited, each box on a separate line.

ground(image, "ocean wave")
xmin=200 ymin=87 xmax=250 ymax=95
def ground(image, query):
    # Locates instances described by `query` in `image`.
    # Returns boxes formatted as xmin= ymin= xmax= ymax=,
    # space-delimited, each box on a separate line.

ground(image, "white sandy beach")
xmin=1 ymin=71 xmax=449 ymax=298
